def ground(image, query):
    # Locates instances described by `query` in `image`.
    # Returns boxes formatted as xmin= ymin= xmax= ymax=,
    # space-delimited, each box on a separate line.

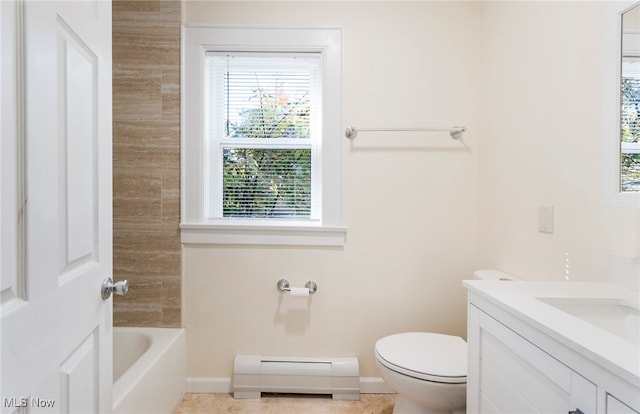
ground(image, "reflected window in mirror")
xmin=621 ymin=3 xmax=640 ymax=192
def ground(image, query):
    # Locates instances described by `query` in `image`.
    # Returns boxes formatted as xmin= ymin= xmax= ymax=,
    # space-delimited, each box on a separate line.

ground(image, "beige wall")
xmin=183 ymin=1 xmax=481 ymax=378
xmin=180 ymin=0 xmax=639 ymax=380
xmin=112 ymin=1 xmax=182 ymax=327
xmin=477 ymin=1 xmax=639 ymax=281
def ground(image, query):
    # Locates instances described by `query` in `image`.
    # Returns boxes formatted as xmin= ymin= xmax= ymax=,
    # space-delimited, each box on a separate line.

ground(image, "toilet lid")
xmin=375 ymin=332 xmax=467 ymax=384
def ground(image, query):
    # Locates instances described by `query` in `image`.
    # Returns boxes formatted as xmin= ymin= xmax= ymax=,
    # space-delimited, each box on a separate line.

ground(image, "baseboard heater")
xmin=233 ymin=354 xmax=360 ymax=400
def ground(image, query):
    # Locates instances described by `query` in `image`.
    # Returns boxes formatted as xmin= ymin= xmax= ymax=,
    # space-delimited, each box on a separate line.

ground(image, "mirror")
xmin=621 ymin=3 xmax=640 ymax=192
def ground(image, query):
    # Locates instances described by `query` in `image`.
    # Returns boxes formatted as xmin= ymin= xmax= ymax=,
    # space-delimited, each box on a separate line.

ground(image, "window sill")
xmin=180 ymin=222 xmax=346 ymax=247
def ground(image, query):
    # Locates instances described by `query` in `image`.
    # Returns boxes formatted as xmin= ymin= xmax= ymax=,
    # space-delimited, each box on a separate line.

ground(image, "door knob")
xmin=102 ymin=276 xmax=128 ymax=300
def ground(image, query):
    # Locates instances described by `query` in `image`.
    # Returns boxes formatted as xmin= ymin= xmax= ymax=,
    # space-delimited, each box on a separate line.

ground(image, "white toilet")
xmin=375 ymin=332 xmax=467 ymax=414
xmin=374 ymin=270 xmax=517 ymax=413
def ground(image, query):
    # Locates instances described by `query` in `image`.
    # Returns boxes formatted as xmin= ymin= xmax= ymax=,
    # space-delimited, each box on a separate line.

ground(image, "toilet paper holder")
xmin=277 ymin=279 xmax=318 ymax=294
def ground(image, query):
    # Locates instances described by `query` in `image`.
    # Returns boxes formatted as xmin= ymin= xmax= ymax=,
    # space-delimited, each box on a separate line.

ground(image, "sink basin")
xmin=537 ymin=297 xmax=640 ymax=345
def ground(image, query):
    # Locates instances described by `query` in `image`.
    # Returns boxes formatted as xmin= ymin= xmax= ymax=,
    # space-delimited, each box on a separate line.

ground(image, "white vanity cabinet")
xmin=466 ymin=287 xmax=640 ymax=414
xmin=468 ymin=302 xmax=597 ymax=413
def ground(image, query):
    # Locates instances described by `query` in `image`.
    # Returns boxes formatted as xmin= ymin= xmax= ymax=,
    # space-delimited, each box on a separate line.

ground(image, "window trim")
xmin=605 ymin=12 xmax=640 ymax=207
xmin=181 ymin=25 xmax=345 ymax=246
xmin=620 ymin=53 xmax=640 ymax=194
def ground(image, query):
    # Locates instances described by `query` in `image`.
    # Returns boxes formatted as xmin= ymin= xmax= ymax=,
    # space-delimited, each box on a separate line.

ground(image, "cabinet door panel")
xmin=608 ymin=394 xmax=640 ymax=414
xmin=475 ymin=308 xmax=597 ymax=414
xmin=480 ymin=393 xmax=500 ymax=414
xmin=480 ymin=354 xmax=538 ymax=413
xmin=570 ymin=372 xmax=598 ymax=413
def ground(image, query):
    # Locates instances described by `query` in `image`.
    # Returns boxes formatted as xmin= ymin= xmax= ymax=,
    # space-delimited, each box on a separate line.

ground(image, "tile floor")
xmin=173 ymin=393 xmax=396 ymax=414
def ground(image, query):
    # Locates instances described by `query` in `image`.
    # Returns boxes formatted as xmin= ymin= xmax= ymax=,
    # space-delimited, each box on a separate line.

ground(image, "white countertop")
xmin=463 ymin=279 xmax=640 ymax=386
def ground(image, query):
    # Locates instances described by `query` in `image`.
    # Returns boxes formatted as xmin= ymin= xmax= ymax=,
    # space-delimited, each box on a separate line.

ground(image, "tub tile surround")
xmin=112 ymin=0 xmax=182 ymax=327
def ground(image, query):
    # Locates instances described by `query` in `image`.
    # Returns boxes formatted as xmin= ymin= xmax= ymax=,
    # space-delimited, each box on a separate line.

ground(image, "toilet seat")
xmin=375 ymin=332 xmax=467 ymax=384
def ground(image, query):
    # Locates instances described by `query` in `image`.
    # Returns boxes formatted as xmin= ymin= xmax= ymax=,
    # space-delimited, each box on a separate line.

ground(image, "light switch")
xmin=538 ymin=206 xmax=554 ymax=234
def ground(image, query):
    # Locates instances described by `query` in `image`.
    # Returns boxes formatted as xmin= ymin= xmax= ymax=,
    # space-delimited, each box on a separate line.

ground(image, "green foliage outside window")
xmin=222 ymin=75 xmax=312 ymax=218
xmin=621 ymin=75 xmax=640 ymax=192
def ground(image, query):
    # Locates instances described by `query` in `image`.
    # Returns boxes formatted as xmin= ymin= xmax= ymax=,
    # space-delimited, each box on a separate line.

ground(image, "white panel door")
xmin=1 ymin=0 xmax=113 ymax=412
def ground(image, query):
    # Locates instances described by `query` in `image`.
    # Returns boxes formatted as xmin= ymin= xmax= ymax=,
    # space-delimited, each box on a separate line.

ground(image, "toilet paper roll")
xmin=289 ymin=287 xmax=310 ymax=297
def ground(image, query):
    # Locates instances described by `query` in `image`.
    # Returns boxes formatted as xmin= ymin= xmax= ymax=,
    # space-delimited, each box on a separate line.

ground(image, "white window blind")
xmin=204 ymin=53 xmax=322 ymax=220
xmin=621 ymin=57 xmax=640 ymax=192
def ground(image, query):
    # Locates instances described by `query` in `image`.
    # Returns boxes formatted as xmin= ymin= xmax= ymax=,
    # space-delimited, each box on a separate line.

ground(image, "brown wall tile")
xmin=162 ymin=69 xmax=180 ymax=120
xmin=113 ymin=120 xmax=180 ymax=170
xmin=161 ymin=169 xmax=181 ymax=224
xmin=113 ymin=305 xmax=163 ymax=327
xmin=113 ymin=1 xmax=180 ymax=24
xmin=113 ymin=1 xmax=160 ymax=16
xmin=113 ymin=68 xmax=162 ymax=121
xmin=161 ymin=307 xmax=181 ymax=327
xmin=162 ymin=276 xmax=182 ymax=308
xmin=113 ymin=169 xmax=163 ymax=225
xmin=113 ymin=231 xmax=181 ymax=277
xmin=113 ymin=0 xmax=181 ymax=328
xmin=115 ymin=276 xmax=163 ymax=306
xmin=113 ymin=26 xmax=180 ymax=68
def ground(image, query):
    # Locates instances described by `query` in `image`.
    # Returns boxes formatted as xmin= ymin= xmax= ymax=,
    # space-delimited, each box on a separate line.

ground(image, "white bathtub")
xmin=113 ymin=327 xmax=186 ymax=414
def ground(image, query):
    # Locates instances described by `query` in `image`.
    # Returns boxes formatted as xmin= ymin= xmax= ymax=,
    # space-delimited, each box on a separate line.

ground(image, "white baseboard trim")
xmin=359 ymin=377 xmax=394 ymax=394
xmin=187 ymin=377 xmax=232 ymax=393
xmin=185 ymin=377 xmax=394 ymax=394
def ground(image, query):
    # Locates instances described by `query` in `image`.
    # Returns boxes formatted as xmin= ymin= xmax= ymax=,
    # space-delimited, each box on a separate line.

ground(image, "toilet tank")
xmin=472 ymin=269 xmax=518 ymax=281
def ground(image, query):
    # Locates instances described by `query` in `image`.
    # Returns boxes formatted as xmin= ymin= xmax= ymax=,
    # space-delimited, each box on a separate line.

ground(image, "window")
xmin=182 ymin=26 xmax=344 ymax=246
xmin=205 ymin=53 xmax=320 ymax=220
xmin=621 ymin=56 xmax=640 ymax=192
xmin=607 ymin=7 xmax=640 ymax=207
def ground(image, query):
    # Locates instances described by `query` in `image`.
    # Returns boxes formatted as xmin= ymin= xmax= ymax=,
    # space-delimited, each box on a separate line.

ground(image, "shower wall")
xmin=112 ymin=0 xmax=182 ymax=327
